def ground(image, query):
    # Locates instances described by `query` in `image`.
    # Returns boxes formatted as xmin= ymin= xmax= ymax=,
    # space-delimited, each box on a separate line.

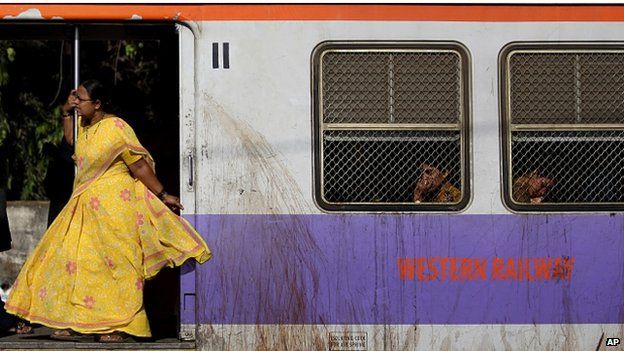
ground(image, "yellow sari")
xmin=5 ymin=116 xmax=211 ymax=337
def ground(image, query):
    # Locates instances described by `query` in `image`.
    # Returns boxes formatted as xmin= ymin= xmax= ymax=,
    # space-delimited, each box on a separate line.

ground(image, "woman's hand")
xmin=61 ymin=90 xmax=78 ymax=145
xmin=62 ymin=89 xmax=78 ymax=116
xmin=162 ymin=194 xmax=184 ymax=211
xmin=127 ymin=159 xmax=183 ymax=212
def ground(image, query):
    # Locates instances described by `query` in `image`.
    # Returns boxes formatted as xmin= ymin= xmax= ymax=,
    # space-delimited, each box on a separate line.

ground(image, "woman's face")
xmin=74 ymin=85 xmax=98 ymax=118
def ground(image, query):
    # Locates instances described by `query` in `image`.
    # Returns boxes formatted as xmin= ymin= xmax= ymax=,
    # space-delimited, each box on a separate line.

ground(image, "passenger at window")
xmin=413 ymin=163 xmax=461 ymax=203
xmin=512 ymin=169 xmax=555 ymax=204
xmin=5 ymin=80 xmax=212 ymax=342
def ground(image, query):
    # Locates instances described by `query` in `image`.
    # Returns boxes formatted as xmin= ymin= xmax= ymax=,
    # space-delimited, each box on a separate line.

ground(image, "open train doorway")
xmin=0 ymin=22 xmax=182 ymax=342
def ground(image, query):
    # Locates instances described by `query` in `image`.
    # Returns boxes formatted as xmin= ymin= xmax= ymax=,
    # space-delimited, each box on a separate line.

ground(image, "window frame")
xmin=500 ymin=41 xmax=624 ymax=212
xmin=312 ymin=41 xmax=472 ymax=212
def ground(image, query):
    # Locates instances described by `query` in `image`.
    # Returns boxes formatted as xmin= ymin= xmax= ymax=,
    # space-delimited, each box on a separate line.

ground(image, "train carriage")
xmin=0 ymin=4 xmax=623 ymax=350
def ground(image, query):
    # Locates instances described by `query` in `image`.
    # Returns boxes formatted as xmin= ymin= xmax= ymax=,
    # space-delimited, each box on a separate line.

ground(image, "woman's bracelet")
xmin=157 ymin=190 xmax=168 ymax=201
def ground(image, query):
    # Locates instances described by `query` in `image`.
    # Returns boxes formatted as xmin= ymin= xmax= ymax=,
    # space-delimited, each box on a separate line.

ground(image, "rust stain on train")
xmin=199 ymin=96 xmax=331 ymax=350
xmin=202 ymin=94 xmax=312 ymax=214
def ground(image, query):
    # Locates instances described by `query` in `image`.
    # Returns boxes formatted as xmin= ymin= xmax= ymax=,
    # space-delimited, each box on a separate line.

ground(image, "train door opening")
xmin=0 ymin=23 xmax=181 ymax=341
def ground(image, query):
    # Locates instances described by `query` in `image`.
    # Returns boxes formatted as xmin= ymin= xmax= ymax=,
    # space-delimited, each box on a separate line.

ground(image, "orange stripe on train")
xmin=2 ymin=5 xmax=624 ymax=22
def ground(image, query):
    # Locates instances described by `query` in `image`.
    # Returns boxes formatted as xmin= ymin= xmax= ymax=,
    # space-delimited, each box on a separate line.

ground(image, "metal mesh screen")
xmin=511 ymin=130 xmax=624 ymax=203
xmin=509 ymin=52 xmax=624 ymax=124
xmin=322 ymin=130 xmax=461 ymax=203
xmin=317 ymin=46 xmax=467 ymax=208
xmin=322 ymin=51 xmax=462 ymax=124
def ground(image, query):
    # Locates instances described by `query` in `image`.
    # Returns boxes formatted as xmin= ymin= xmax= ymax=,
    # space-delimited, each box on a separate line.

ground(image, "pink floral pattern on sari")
xmin=120 ymin=188 xmax=131 ymax=201
xmin=38 ymin=288 xmax=47 ymax=299
xmin=136 ymin=212 xmax=145 ymax=228
xmin=104 ymin=257 xmax=115 ymax=269
xmin=135 ymin=278 xmax=144 ymax=291
xmin=114 ymin=118 xmax=125 ymax=129
xmin=89 ymin=197 xmax=100 ymax=211
xmin=65 ymin=261 xmax=77 ymax=275
xmin=84 ymin=296 xmax=95 ymax=309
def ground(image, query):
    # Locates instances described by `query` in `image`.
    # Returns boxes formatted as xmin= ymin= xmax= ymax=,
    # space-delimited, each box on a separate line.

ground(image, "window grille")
xmin=501 ymin=44 xmax=624 ymax=211
xmin=313 ymin=42 xmax=471 ymax=211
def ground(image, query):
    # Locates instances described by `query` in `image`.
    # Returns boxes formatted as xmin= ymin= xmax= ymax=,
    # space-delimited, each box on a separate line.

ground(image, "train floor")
xmin=0 ymin=326 xmax=195 ymax=350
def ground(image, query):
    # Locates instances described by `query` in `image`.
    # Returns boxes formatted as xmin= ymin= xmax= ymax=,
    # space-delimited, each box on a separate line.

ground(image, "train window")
xmin=501 ymin=43 xmax=624 ymax=211
xmin=312 ymin=42 xmax=471 ymax=211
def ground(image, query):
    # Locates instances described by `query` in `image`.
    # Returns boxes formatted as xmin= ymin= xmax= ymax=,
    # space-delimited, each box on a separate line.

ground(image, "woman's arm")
xmin=61 ymin=115 xmax=73 ymax=145
xmin=61 ymin=89 xmax=77 ymax=145
xmin=127 ymin=158 xmax=184 ymax=211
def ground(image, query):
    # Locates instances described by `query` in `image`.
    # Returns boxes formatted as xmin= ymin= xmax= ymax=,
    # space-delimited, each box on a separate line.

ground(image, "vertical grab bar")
xmin=187 ymin=153 xmax=194 ymax=188
xmin=73 ymin=26 xmax=80 ymax=174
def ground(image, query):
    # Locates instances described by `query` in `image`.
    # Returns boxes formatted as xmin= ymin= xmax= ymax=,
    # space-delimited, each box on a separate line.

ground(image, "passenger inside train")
xmin=413 ymin=163 xmax=461 ymax=203
xmin=512 ymin=169 xmax=555 ymax=204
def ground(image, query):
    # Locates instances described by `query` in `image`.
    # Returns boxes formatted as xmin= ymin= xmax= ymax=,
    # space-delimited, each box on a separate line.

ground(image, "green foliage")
xmin=92 ymin=39 xmax=160 ymax=122
xmin=0 ymin=40 xmax=65 ymax=200
xmin=124 ymin=43 xmax=137 ymax=59
xmin=0 ymin=42 xmax=11 ymax=191
xmin=0 ymin=117 xmax=7 ymax=146
xmin=9 ymin=92 xmax=64 ymax=199
xmin=5 ymin=47 xmax=15 ymax=62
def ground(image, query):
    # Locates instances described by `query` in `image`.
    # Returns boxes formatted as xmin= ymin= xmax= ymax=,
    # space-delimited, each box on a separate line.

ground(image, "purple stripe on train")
xmin=182 ymin=214 xmax=624 ymax=324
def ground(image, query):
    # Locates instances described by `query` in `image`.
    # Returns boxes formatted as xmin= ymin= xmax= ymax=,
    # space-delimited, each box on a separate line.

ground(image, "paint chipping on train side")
xmin=3 ymin=8 xmax=43 ymax=20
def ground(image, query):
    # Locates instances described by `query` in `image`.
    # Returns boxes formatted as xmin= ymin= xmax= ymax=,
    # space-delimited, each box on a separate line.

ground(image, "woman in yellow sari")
xmin=5 ymin=80 xmax=211 ymax=342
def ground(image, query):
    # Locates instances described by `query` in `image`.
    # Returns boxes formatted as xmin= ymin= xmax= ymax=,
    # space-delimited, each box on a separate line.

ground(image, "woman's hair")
xmin=81 ymin=79 xmax=112 ymax=111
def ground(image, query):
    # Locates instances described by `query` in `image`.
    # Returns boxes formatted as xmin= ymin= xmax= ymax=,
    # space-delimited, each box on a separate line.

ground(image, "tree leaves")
xmin=0 ymin=40 xmax=65 ymax=199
